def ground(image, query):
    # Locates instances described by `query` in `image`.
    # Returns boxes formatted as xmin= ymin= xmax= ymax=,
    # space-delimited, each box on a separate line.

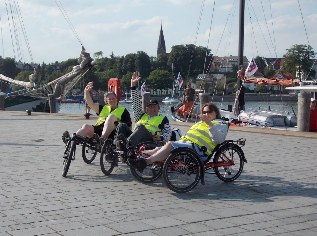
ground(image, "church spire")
xmin=157 ymin=23 xmax=166 ymax=57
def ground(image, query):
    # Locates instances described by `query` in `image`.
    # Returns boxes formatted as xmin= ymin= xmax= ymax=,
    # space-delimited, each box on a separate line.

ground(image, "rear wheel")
xmin=62 ymin=140 xmax=76 ymax=177
xmin=82 ymin=141 xmax=97 ymax=164
xmin=130 ymin=142 xmax=163 ymax=183
xmin=163 ymin=149 xmax=201 ymax=193
xmin=213 ymin=143 xmax=244 ymax=182
xmin=100 ymin=140 xmax=116 ymax=176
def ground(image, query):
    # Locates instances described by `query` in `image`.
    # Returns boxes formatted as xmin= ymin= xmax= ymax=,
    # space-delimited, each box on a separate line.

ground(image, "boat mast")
xmin=237 ymin=0 xmax=245 ymax=88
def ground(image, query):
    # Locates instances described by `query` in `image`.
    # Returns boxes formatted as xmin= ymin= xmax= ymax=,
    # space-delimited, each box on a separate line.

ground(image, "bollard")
xmin=0 ymin=94 xmax=5 ymax=110
xmin=84 ymin=113 xmax=91 ymax=119
xmin=297 ymin=91 xmax=310 ymax=132
xmin=26 ymin=110 xmax=31 ymax=115
xmin=48 ymin=94 xmax=56 ymax=113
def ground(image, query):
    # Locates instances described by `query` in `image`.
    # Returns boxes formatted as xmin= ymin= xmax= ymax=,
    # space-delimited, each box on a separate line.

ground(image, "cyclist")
xmin=115 ymin=71 xmax=172 ymax=150
xmin=62 ymin=81 xmax=132 ymax=143
xmin=128 ymin=102 xmax=228 ymax=172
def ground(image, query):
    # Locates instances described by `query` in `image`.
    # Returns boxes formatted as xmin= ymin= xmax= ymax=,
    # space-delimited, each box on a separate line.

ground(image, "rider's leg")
xmin=145 ymin=142 xmax=173 ymax=164
xmin=101 ymin=114 xmax=118 ymax=139
xmin=128 ymin=142 xmax=173 ymax=172
xmin=76 ymin=124 xmax=95 ymax=138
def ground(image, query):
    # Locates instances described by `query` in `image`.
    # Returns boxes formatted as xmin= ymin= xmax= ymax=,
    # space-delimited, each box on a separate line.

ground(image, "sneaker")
xmin=62 ymin=130 xmax=70 ymax=144
xmin=115 ymin=134 xmax=127 ymax=151
xmin=128 ymin=157 xmax=147 ymax=172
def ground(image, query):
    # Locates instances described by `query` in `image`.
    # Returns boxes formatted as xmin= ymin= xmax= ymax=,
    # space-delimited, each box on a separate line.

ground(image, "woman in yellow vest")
xmin=128 ymin=102 xmax=228 ymax=172
xmin=75 ymin=81 xmax=132 ymax=140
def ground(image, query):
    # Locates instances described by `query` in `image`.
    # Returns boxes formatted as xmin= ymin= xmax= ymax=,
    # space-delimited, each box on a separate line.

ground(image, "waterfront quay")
xmin=0 ymin=110 xmax=317 ymax=235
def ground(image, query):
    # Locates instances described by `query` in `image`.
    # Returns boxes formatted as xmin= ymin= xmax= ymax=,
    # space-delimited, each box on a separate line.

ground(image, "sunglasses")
xmin=202 ymin=110 xmax=213 ymax=114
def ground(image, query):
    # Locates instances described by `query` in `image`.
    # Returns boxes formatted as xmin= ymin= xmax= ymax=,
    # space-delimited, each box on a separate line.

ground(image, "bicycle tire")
xmin=130 ymin=142 xmax=163 ymax=183
xmin=82 ymin=141 xmax=97 ymax=164
xmin=100 ymin=140 xmax=116 ymax=176
xmin=62 ymin=140 xmax=76 ymax=177
xmin=213 ymin=143 xmax=244 ymax=182
xmin=163 ymin=149 xmax=201 ymax=193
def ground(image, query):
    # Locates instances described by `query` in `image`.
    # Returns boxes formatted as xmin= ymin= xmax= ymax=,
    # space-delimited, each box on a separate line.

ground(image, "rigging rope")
xmin=0 ymin=16 xmax=4 ymax=57
xmin=260 ymin=0 xmax=277 ymax=58
xmin=5 ymin=1 xmax=17 ymax=61
xmin=186 ymin=0 xmax=206 ymax=79
xmin=54 ymin=0 xmax=83 ymax=47
xmin=268 ymin=0 xmax=277 ymax=58
xmin=248 ymin=1 xmax=273 ymax=57
xmin=297 ymin=0 xmax=315 ymax=81
xmin=12 ymin=0 xmax=34 ymax=63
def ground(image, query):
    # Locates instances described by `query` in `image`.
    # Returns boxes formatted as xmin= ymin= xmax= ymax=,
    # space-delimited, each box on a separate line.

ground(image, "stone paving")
xmin=0 ymin=110 xmax=317 ymax=236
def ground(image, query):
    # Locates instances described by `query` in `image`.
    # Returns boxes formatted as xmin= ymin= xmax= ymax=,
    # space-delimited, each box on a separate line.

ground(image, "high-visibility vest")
xmin=95 ymin=105 xmax=125 ymax=126
xmin=136 ymin=114 xmax=165 ymax=135
xmin=180 ymin=121 xmax=218 ymax=155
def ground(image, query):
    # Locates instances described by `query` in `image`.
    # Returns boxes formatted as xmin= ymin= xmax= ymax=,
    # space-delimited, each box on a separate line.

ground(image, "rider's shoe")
xmin=128 ymin=157 xmax=147 ymax=172
xmin=62 ymin=130 xmax=70 ymax=144
xmin=115 ymin=134 xmax=127 ymax=151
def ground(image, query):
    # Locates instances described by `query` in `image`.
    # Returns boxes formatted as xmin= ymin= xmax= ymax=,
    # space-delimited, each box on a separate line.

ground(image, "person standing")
xmin=178 ymin=81 xmax=196 ymax=117
xmin=310 ymin=98 xmax=317 ymax=132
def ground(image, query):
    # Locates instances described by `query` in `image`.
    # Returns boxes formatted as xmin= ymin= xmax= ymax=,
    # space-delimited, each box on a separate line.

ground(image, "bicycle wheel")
xmin=82 ymin=141 xmax=97 ymax=164
xmin=163 ymin=149 xmax=201 ymax=193
xmin=213 ymin=143 xmax=244 ymax=182
xmin=62 ymin=140 xmax=76 ymax=177
xmin=129 ymin=142 xmax=163 ymax=183
xmin=100 ymin=140 xmax=116 ymax=176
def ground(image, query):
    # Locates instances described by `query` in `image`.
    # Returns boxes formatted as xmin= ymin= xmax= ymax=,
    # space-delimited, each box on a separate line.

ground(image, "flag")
xmin=175 ymin=72 xmax=183 ymax=88
xmin=245 ymin=58 xmax=258 ymax=77
xmin=140 ymin=82 xmax=146 ymax=96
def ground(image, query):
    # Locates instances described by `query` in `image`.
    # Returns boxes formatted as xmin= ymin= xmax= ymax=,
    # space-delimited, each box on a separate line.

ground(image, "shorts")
xmin=171 ymin=140 xmax=208 ymax=161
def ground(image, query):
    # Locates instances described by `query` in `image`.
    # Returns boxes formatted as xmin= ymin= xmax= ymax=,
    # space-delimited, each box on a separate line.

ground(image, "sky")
xmin=0 ymin=0 xmax=316 ymax=64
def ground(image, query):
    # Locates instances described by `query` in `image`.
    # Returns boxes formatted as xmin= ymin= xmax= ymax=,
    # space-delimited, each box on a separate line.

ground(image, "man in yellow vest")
xmin=63 ymin=81 xmax=132 ymax=143
xmin=129 ymin=102 xmax=228 ymax=172
xmin=126 ymin=72 xmax=171 ymax=147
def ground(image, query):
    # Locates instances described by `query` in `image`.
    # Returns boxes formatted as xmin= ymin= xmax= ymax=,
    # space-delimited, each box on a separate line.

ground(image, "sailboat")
xmin=162 ymin=82 xmax=180 ymax=104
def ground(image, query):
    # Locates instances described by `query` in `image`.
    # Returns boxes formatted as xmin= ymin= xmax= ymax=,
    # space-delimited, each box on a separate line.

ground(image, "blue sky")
xmin=0 ymin=0 xmax=316 ymax=64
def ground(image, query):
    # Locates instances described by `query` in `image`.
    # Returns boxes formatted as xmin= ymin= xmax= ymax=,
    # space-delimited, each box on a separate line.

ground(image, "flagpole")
xmin=237 ymin=0 xmax=245 ymax=88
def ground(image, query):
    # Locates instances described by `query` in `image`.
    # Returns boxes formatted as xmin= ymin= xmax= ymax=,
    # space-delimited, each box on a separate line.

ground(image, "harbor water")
xmin=57 ymin=100 xmax=298 ymax=119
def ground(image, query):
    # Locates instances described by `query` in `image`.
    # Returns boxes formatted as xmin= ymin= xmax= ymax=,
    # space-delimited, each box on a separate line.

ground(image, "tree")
xmin=147 ymin=69 xmax=172 ymax=90
xmin=135 ymin=51 xmax=151 ymax=77
xmin=93 ymin=51 xmax=103 ymax=59
xmin=282 ymin=44 xmax=315 ymax=80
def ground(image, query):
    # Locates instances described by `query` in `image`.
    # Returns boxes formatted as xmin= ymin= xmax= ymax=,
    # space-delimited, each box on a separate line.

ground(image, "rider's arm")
xmin=84 ymin=82 xmax=99 ymax=113
xmin=209 ymin=122 xmax=228 ymax=144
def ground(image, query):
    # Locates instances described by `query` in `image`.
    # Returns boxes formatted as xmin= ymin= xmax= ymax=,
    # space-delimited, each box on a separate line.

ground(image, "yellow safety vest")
xmin=180 ymin=121 xmax=218 ymax=155
xmin=95 ymin=105 xmax=125 ymax=126
xmin=136 ymin=114 xmax=165 ymax=135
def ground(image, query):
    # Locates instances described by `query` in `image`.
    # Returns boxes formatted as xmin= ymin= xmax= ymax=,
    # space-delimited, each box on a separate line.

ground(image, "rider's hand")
xmin=85 ymin=82 xmax=93 ymax=93
xmin=131 ymin=71 xmax=141 ymax=87
xmin=152 ymin=135 xmax=161 ymax=142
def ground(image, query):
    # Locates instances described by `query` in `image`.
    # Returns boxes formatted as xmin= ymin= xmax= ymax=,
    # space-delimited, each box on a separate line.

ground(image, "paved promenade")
xmin=0 ymin=110 xmax=317 ymax=236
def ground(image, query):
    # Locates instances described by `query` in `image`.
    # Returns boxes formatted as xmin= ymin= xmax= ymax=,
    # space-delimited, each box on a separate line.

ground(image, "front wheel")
xmin=100 ymin=140 xmax=116 ymax=176
xmin=82 ymin=141 xmax=97 ymax=164
xmin=213 ymin=143 xmax=244 ymax=182
xmin=62 ymin=140 xmax=76 ymax=177
xmin=163 ymin=149 xmax=201 ymax=193
xmin=129 ymin=142 xmax=163 ymax=183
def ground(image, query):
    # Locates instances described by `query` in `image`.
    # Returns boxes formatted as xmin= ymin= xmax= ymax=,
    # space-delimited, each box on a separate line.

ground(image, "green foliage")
xmin=282 ymin=44 xmax=315 ymax=80
xmin=15 ymin=71 xmax=32 ymax=82
xmin=147 ymin=69 xmax=172 ymax=89
xmin=0 ymin=57 xmax=20 ymax=78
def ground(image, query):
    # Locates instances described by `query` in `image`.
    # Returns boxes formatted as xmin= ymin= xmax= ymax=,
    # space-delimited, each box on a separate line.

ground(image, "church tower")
xmin=157 ymin=23 xmax=166 ymax=57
